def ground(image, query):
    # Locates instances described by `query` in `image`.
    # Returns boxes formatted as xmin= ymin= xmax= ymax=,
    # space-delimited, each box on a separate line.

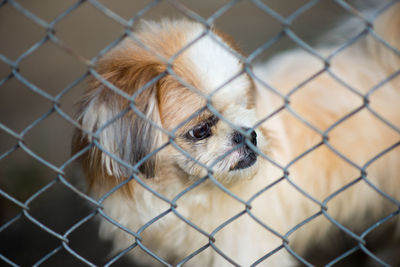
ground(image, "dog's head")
xmin=72 ymin=20 xmax=265 ymax=191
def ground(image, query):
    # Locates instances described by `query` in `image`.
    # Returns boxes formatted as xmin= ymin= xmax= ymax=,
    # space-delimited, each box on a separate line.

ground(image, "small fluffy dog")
xmin=72 ymin=3 xmax=400 ymax=266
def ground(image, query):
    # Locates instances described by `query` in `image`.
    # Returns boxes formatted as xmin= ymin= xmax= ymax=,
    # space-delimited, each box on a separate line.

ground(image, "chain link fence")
xmin=1 ymin=0 xmax=399 ymax=266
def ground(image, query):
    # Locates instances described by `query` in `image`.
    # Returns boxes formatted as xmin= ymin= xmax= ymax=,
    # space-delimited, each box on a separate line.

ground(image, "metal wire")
xmin=1 ymin=0 xmax=399 ymax=266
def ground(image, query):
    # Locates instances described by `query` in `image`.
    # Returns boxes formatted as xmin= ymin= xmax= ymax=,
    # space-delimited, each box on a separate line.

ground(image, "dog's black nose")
xmin=250 ymin=129 xmax=257 ymax=146
xmin=232 ymin=131 xmax=244 ymax=145
xmin=232 ymin=128 xmax=257 ymax=146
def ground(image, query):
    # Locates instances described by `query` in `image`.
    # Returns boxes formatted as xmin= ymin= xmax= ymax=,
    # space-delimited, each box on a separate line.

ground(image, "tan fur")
xmin=72 ymin=6 xmax=400 ymax=266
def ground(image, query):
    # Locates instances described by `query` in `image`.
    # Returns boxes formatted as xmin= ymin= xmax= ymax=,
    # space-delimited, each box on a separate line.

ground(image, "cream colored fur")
xmin=75 ymin=4 xmax=400 ymax=266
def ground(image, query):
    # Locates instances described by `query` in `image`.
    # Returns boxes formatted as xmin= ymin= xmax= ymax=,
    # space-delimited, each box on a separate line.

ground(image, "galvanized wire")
xmin=1 ymin=0 xmax=399 ymax=266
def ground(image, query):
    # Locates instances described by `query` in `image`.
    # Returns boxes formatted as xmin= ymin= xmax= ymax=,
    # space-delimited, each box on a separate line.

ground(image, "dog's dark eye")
xmin=187 ymin=122 xmax=211 ymax=140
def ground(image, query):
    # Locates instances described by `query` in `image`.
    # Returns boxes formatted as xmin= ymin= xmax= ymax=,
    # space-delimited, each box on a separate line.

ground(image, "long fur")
xmin=72 ymin=4 xmax=400 ymax=266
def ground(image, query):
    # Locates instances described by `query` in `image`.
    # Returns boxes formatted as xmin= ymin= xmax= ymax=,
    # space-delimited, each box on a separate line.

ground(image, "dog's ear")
xmin=72 ymin=46 xmax=166 ymax=187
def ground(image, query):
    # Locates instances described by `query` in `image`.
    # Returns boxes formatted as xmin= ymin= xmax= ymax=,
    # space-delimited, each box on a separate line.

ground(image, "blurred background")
xmin=0 ymin=0 xmax=399 ymax=266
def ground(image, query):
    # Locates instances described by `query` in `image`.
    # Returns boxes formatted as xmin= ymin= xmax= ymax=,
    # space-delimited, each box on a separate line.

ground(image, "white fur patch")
xmin=81 ymin=97 xmax=120 ymax=176
xmin=181 ymin=25 xmax=250 ymax=104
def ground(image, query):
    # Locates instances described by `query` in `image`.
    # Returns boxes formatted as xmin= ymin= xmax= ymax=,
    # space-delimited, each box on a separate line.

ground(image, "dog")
xmin=72 ymin=3 xmax=400 ymax=266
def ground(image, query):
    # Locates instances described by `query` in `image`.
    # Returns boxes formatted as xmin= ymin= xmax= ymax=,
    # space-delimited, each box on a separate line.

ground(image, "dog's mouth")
xmin=230 ymin=151 xmax=257 ymax=171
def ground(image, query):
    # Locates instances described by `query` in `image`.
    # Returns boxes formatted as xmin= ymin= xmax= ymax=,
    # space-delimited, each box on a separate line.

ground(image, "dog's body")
xmin=73 ymin=4 xmax=400 ymax=266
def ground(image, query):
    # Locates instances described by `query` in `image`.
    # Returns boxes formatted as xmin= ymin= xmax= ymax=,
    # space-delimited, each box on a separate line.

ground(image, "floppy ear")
xmin=72 ymin=47 xmax=166 ymax=187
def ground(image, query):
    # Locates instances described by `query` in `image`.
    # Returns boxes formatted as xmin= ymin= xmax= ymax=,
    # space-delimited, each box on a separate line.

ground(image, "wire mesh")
xmin=0 ymin=0 xmax=399 ymax=266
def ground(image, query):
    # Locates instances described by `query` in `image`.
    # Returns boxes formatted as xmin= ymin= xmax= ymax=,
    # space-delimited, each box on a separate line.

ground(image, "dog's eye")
xmin=187 ymin=122 xmax=211 ymax=140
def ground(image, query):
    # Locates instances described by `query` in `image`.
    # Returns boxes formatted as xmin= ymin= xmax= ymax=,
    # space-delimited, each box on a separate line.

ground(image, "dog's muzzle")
xmin=230 ymin=128 xmax=258 ymax=171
